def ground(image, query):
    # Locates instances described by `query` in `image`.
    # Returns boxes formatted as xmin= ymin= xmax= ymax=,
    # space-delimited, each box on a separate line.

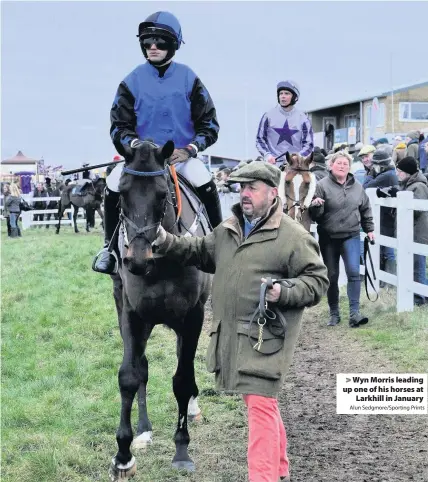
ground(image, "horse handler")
xmin=153 ymin=162 xmax=329 ymax=482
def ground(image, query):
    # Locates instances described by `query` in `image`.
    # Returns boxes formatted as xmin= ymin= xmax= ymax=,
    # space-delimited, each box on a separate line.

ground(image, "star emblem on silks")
xmin=273 ymin=120 xmax=299 ymax=146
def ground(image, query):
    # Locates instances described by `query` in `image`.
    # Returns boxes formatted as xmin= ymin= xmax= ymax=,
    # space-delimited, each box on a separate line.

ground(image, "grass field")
xmin=1 ymin=224 xmax=427 ymax=481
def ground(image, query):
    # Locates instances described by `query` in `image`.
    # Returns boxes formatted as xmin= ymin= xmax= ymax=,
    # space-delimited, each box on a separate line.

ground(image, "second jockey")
xmin=256 ymin=80 xmax=314 ymax=166
xmin=93 ymin=11 xmax=222 ymax=275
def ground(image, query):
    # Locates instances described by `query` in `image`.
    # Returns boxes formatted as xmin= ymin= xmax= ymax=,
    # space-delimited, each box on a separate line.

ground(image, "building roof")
xmin=1 ymin=150 xmax=40 ymax=164
xmin=307 ymin=79 xmax=428 ymax=113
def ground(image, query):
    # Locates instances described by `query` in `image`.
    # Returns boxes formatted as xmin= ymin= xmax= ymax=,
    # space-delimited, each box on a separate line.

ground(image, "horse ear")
xmin=285 ymin=151 xmax=291 ymax=164
xmin=161 ymin=140 xmax=175 ymax=160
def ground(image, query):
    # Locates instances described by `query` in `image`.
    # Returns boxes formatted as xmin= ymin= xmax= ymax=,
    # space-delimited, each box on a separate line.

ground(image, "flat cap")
xmin=358 ymin=145 xmax=376 ymax=157
xmin=227 ymin=161 xmax=281 ymax=187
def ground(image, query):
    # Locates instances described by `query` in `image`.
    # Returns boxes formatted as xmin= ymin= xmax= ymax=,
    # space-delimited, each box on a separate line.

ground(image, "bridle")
xmin=120 ymin=165 xmax=172 ymax=247
xmin=283 ymin=167 xmax=310 ymax=216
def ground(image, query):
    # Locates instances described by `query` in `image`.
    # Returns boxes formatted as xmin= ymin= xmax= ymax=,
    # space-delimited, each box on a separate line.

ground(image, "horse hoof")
xmin=108 ymin=456 xmax=136 ymax=481
xmin=188 ymin=411 xmax=202 ymax=423
xmin=131 ymin=431 xmax=152 ymax=450
xmin=172 ymin=460 xmax=195 ymax=472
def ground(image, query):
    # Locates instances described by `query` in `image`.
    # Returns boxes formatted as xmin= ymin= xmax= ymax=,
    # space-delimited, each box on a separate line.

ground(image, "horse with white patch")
xmin=278 ymin=152 xmax=316 ymax=231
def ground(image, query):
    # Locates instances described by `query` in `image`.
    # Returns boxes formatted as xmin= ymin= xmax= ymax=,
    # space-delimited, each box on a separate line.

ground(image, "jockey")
xmin=93 ymin=11 xmax=222 ymax=274
xmin=256 ymin=80 xmax=314 ymax=166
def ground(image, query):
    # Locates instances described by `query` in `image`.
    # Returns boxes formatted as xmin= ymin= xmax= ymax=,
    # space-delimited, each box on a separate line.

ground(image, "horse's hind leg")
xmin=109 ymin=301 xmax=141 ymax=481
xmin=56 ymin=202 xmax=64 ymax=234
xmin=73 ymin=206 xmax=79 ymax=233
xmin=171 ymin=302 xmax=204 ymax=472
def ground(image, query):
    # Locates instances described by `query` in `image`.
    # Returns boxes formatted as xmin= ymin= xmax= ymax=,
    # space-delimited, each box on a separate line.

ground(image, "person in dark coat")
xmin=395 ymin=157 xmax=428 ymax=305
xmin=309 ymin=152 xmax=328 ymax=181
xmin=309 ymin=151 xmax=375 ymax=327
xmin=363 ymin=151 xmax=398 ymax=283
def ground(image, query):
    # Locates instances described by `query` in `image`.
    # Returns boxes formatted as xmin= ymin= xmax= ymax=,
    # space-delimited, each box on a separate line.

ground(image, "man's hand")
xmin=169 ymin=148 xmax=191 ymax=165
xmin=367 ymin=232 xmax=375 ymax=243
xmin=261 ymin=277 xmax=281 ymax=303
xmin=266 ymin=155 xmax=276 ymax=165
xmin=311 ymin=197 xmax=325 ymax=207
xmin=152 ymin=225 xmax=167 ymax=247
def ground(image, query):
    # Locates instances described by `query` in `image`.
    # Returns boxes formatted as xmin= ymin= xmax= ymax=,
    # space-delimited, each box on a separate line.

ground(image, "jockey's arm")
xmin=299 ymin=117 xmax=315 ymax=158
xmin=256 ymin=113 xmax=274 ymax=161
xmin=110 ymin=81 xmax=139 ymax=158
xmin=189 ymin=78 xmax=220 ymax=153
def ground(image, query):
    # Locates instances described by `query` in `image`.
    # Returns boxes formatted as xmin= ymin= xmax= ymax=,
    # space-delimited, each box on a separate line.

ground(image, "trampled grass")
xmin=1 ymin=226 xmax=247 ymax=482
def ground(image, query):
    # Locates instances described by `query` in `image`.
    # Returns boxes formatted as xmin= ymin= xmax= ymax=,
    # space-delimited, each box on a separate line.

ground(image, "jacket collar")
xmin=223 ymin=197 xmax=284 ymax=239
xmin=328 ymin=171 xmax=356 ymax=187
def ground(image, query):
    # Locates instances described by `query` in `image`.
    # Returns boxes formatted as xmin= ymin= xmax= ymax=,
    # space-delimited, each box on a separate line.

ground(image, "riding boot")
xmin=195 ymin=180 xmax=223 ymax=229
xmin=92 ymin=188 xmax=120 ymax=274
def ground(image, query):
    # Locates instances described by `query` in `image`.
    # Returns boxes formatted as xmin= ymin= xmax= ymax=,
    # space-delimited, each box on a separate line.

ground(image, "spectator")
xmin=2 ymin=184 xmax=12 ymax=237
xmin=405 ymin=131 xmax=420 ymax=164
xmin=392 ymin=141 xmax=407 ymax=165
xmin=375 ymin=138 xmax=393 ymax=157
xmin=31 ymin=183 xmax=48 ymax=227
xmin=309 ymin=151 xmax=375 ymax=327
xmin=310 ymin=152 xmax=328 ymax=181
xmin=363 ymin=151 xmax=398 ymax=285
xmin=153 ymin=162 xmax=328 ymax=482
xmin=395 ymin=156 xmax=428 ymax=305
xmin=6 ymin=183 xmax=22 ymax=238
xmin=419 ymin=131 xmax=427 ymax=173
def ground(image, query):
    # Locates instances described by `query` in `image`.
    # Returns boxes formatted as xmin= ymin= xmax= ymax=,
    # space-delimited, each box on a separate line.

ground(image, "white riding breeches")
xmin=106 ymin=157 xmax=212 ymax=193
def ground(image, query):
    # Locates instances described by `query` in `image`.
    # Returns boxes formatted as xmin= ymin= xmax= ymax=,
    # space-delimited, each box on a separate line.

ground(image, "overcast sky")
xmin=2 ymin=1 xmax=427 ymax=168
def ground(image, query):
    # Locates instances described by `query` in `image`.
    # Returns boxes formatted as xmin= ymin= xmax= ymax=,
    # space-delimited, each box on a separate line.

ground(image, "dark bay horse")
xmin=55 ymin=178 xmax=105 ymax=234
xmin=279 ymin=152 xmax=316 ymax=231
xmin=108 ymin=140 xmax=211 ymax=481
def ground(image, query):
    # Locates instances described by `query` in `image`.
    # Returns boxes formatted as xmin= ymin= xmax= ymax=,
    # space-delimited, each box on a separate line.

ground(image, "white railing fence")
xmin=2 ymin=190 xmax=427 ymax=312
xmin=365 ymin=188 xmax=428 ymax=313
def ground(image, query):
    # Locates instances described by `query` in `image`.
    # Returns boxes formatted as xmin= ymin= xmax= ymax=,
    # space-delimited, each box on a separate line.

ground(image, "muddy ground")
xmin=279 ymin=307 xmax=428 ymax=482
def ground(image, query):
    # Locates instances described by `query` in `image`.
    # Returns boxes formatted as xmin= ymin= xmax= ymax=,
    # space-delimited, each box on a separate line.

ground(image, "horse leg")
xmin=171 ymin=302 xmax=204 ymax=472
xmin=56 ymin=201 xmax=64 ymax=234
xmin=109 ymin=300 xmax=141 ymax=481
xmin=86 ymin=209 xmax=90 ymax=232
xmin=73 ymin=206 xmax=79 ymax=233
xmin=97 ymin=206 xmax=104 ymax=229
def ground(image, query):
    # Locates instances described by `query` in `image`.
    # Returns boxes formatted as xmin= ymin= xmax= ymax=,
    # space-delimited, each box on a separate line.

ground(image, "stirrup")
xmin=92 ymin=247 xmax=119 ymax=274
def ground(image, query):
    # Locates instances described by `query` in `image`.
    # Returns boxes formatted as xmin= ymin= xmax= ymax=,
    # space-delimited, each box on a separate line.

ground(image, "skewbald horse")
xmin=278 ymin=152 xmax=316 ymax=232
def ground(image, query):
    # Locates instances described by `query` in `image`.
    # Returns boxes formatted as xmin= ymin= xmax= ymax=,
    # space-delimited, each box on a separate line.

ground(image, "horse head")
xmin=280 ymin=152 xmax=316 ymax=230
xmin=119 ymin=140 xmax=175 ymax=276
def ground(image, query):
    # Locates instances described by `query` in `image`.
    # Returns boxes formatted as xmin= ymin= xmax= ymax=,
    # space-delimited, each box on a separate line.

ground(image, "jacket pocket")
xmin=206 ymin=319 xmax=221 ymax=373
xmin=235 ymin=322 xmax=284 ymax=381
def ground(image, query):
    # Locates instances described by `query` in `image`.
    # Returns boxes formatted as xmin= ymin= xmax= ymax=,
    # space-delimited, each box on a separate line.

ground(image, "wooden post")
xmin=396 ymin=191 xmax=414 ymax=312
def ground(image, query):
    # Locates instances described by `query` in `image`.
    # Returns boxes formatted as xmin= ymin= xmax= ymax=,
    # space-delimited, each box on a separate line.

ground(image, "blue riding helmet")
xmin=277 ymin=80 xmax=300 ymax=103
xmin=137 ymin=11 xmax=184 ymax=50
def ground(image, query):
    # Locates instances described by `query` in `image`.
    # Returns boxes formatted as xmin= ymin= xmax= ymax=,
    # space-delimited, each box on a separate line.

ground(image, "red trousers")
xmin=243 ymin=394 xmax=289 ymax=482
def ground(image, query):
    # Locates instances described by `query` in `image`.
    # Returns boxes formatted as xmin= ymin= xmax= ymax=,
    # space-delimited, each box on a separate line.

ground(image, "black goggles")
xmin=140 ymin=36 xmax=171 ymax=51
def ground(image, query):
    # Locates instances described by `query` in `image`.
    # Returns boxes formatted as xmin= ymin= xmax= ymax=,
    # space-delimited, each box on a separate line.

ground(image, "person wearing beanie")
xmin=395 ymin=156 xmax=428 ymax=305
xmin=256 ymin=80 xmax=314 ymax=167
xmin=310 ymin=152 xmax=328 ymax=181
xmin=363 ymin=150 xmax=398 ymax=285
xmin=405 ymin=131 xmax=420 ymax=163
xmin=93 ymin=11 xmax=223 ymax=275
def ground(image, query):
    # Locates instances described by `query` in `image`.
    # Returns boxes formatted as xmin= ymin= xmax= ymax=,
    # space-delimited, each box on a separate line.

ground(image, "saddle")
xmin=71 ymin=182 xmax=90 ymax=196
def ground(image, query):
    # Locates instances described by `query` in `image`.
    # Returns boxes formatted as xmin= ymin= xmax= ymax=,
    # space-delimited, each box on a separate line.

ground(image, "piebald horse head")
xmin=278 ymin=152 xmax=316 ymax=231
